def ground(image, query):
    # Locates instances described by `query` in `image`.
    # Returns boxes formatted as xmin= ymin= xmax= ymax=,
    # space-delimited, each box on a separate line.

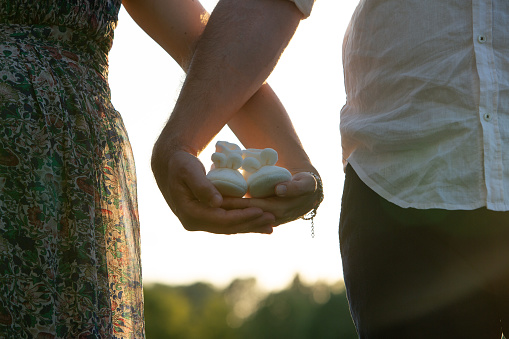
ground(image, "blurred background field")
xmin=143 ymin=276 xmax=357 ymax=339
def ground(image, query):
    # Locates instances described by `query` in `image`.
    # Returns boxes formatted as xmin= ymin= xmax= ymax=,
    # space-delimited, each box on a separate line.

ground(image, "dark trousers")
xmin=339 ymin=165 xmax=509 ymax=338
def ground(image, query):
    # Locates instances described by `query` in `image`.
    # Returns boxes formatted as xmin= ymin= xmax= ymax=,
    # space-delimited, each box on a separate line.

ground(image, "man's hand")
xmin=222 ymin=172 xmax=321 ymax=226
xmin=151 ymin=149 xmax=275 ymax=234
xmin=141 ymin=0 xmax=308 ymax=234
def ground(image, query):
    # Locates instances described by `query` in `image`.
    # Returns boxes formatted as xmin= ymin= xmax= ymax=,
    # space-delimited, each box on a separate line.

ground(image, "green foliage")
xmin=143 ymin=284 xmax=192 ymax=338
xmin=143 ymin=275 xmax=358 ymax=339
xmin=144 ymin=282 xmax=237 ymax=339
xmin=238 ymin=276 xmax=357 ymax=339
xmin=306 ymin=288 xmax=359 ymax=339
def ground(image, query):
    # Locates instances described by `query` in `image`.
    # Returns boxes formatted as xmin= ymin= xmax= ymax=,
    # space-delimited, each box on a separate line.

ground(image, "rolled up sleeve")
xmin=287 ymin=0 xmax=315 ymax=18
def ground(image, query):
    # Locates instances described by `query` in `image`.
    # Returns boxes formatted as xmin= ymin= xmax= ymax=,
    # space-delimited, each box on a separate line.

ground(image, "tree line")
xmin=143 ymin=275 xmax=358 ymax=339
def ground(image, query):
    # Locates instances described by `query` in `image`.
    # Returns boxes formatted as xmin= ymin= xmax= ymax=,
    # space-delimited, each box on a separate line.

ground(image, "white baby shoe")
xmin=242 ymin=148 xmax=292 ymax=198
xmin=206 ymin=141 xmax=248 ymax=197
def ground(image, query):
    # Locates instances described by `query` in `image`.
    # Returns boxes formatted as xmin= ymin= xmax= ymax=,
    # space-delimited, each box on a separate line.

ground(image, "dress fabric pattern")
xmin=0 ymin=1 xmax=145 ymax=338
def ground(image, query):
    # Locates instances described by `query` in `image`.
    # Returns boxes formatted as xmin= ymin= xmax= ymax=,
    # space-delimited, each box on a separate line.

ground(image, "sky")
xmin=108 ymin=1 xmax=358 ymax=291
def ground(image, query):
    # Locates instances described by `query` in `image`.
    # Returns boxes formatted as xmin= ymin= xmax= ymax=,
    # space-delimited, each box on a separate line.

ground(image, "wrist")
xmin=301 ymin=171 xmax=323 ymax=238
xmin=151 ymin=134 xmax=198 ymax=177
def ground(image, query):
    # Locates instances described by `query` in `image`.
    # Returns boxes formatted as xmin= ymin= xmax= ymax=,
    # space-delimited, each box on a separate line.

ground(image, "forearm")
xmin=125 ymin=0 xmax=306 ymax=156
xmin=122 ymin=0 xmax=208 ymax=69
xmin=152 ymin=0 xmax=303 ymax=159
xmin=228 ymin=83 xmax=317 ymax=175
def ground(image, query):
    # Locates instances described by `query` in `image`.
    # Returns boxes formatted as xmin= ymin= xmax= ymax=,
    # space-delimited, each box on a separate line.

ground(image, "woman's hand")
xmin=221 ymin=172 xmax=322 ymax=226
xmin=151 ymin=149 xmax=275 ymax=234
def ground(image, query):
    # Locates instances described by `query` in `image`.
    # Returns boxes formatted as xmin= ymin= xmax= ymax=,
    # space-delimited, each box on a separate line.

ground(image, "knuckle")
xmin=182 ymin=220 xmax=199 ymax=232
xmin=271 ymin=207 xmax=288 ymax=221
xmin=179 ymin=210 xmax=210 ymax=232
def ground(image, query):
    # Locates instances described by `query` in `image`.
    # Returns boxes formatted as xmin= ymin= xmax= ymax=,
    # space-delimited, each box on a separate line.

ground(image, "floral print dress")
xmin=0 ymin=1 xmax=144 ymax=338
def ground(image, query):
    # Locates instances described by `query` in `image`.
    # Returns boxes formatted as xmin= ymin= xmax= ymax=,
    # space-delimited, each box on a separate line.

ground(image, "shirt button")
xmin=478 ymin=35 xmax=487 ymax=43
xmin=483 ymin=113 xmax=492 ymax=121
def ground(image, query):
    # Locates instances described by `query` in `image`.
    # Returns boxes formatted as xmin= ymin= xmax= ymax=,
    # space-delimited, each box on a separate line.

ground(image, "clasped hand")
xmin=152 ymin=150 xmax=319 ymax=235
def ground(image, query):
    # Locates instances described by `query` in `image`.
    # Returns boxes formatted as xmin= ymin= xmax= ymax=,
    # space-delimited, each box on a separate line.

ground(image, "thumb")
xmin=191 ymin=178 xmax=223 ymax=208
xmin=275 ymin=172 xmax=316 ymax=197
xmin=177 ymin=151 xmax=223 ymax=207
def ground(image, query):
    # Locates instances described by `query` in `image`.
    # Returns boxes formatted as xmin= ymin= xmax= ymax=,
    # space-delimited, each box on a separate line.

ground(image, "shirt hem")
xmin=346 ymin=160 xmax=508 ymax=211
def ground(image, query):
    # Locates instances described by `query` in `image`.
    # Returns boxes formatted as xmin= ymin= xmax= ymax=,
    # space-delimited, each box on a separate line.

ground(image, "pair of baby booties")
xmin=206 ymin=141 xmax=292 ymax=198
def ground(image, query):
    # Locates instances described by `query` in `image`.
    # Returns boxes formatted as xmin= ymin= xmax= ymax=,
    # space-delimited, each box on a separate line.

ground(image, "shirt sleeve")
xmin=287 ymin=0 xmax=315 ymax=18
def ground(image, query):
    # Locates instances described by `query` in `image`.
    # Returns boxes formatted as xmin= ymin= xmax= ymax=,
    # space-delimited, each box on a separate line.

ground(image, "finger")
xmin=248 ymin=223 xmax=274 ymax=234
xmin=223 ymin=193 xmax=316 ymax=226
xmin=178 ymin=198 xmax=259 ymax=228
xmin=181 ymin=206 xmax=275 ymax=234
xmin=177 ymin=190 xmax=273 ymax=231
xmin=221 ymin=196 xmax=283 ymax=212
xmin=221 ymin=197 xmax=295 ymax=215
xmin=187 ymin=174 xmax=223 ymax=207
xmin=222 ymin=196 xmax=292 ymax=223
xmin=275 ymin=172 xmax=316 ymax=197
xmin=222 ymin=211 xmax=275 ymax=234
xmin=221 ymin=197 xmax=254 ymax=210
xmin=175 ymin=152 xmax=223 ymax=207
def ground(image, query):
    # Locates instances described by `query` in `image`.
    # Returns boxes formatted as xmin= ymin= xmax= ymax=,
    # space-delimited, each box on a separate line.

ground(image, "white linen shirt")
xmin=341 ymin=0 xmax=509 ymax=211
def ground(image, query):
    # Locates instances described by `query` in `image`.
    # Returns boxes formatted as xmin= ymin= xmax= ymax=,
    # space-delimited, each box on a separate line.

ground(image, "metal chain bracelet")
xmin=301 ymin=172 xmax=323 ymax=238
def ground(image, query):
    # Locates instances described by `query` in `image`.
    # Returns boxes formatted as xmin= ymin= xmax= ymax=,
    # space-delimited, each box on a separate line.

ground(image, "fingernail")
xmin=276 ymin=184 xmax=287 ymax=196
